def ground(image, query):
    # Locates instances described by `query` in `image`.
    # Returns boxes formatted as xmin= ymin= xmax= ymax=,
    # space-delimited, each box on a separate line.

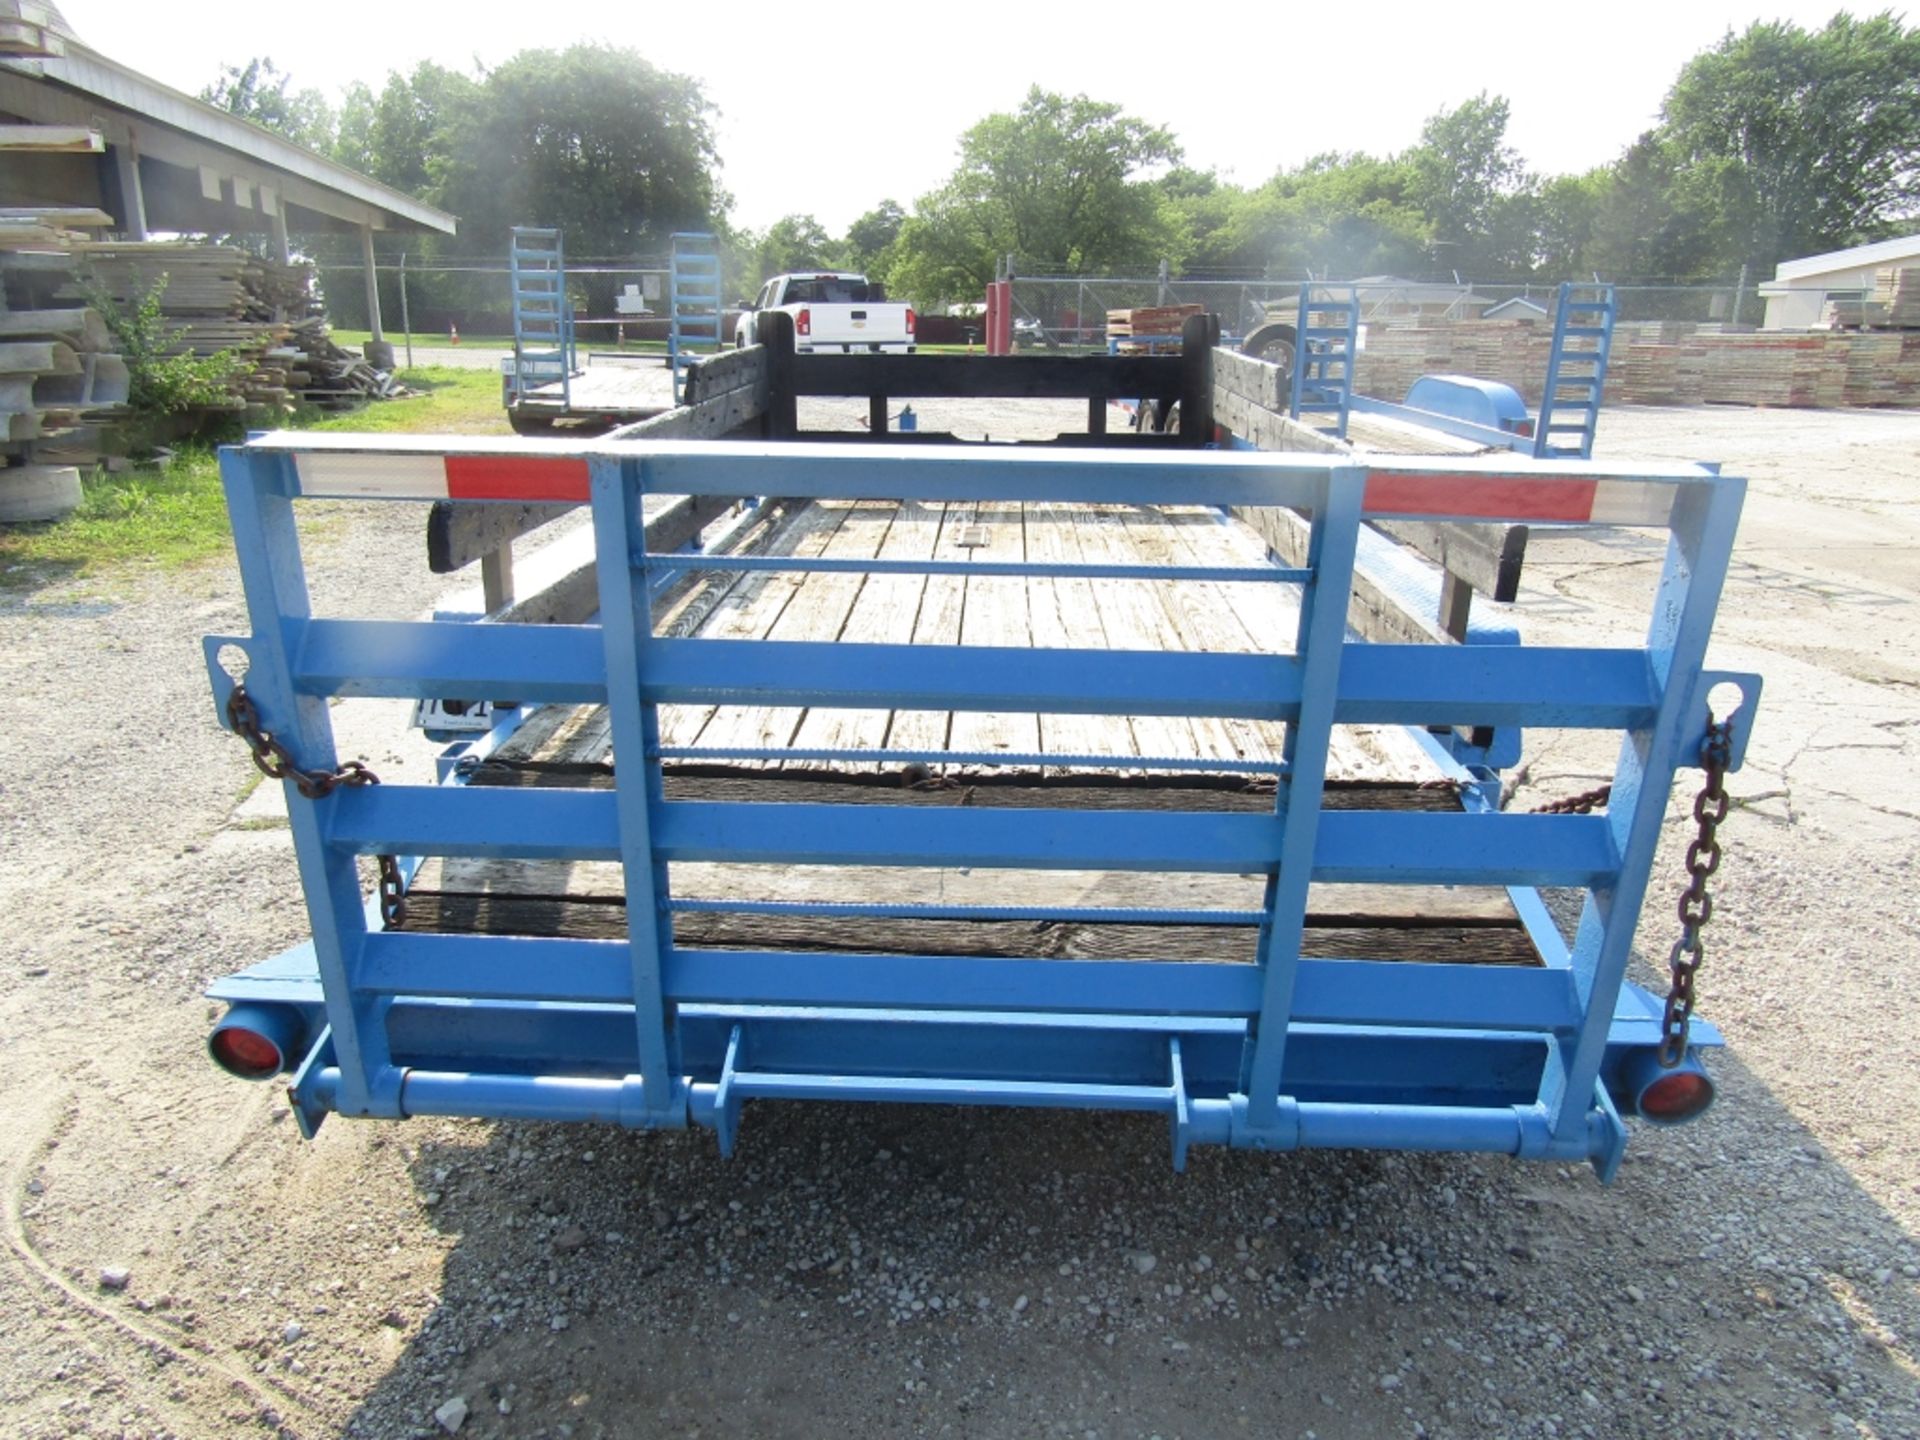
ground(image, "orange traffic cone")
xmin=449 ymin=323 xmax=460 ymax=345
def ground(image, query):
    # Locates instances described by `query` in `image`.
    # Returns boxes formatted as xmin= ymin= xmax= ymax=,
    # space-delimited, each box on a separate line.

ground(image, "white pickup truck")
xmin=734 ymin=272 xmax=916 ymax=353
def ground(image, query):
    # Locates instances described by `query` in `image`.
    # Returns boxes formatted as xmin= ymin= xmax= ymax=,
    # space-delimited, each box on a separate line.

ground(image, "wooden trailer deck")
xmin=511 ymin=355 xmax=675 ymax=430
xmin=402 ymin=497 xmax=1545 ymax=969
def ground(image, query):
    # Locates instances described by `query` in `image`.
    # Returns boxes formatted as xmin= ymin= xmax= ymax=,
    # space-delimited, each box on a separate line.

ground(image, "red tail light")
xmin=796 ymin=307 xmax=811 ymax=337
xmin=1638 ymin=1069 xmax=1714 ymax=1123
xmin=1514 ymin=417 xmax=1535 ymax=438
xmin=906 ymin=308 xmax=916 ymax=335
xmin=208 ymin=1003 xmax=302 ymax=1080
xmin=211 ymin=1025 xmax=284 ymax=1079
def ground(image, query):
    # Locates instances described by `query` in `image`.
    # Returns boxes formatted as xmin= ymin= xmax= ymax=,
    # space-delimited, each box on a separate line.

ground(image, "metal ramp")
xmin=668 ymin=232 xmax=724 ymax=403
xmin=1288 ymin=285 xmax=1361 ymax=438
xmin=204 ymin=435 xmax=1758 ymax=1178
xmin=1533 ymin=282 xmax=1616 ymax=461
xmin=508 ymin=227 xmax=576 ymax=408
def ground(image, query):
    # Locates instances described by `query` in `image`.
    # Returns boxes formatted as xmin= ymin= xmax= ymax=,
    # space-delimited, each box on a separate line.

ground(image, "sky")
xmin=60 ymin=0 xmax=1880 ymax=241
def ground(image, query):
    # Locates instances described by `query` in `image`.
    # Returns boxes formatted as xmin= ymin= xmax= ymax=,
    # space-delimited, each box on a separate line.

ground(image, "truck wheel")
xmin=508 ymin=413 xmax=556 ymax=436
xmin=1240 ymin=322 xmax=1297 ymax=385
xmin=1133 ymin=398 xmax=1178 ymax=434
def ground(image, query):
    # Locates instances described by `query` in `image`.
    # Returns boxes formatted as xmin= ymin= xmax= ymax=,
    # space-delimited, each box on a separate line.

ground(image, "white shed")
xmin=1759 ymin=235 xmax=1920 ymax=330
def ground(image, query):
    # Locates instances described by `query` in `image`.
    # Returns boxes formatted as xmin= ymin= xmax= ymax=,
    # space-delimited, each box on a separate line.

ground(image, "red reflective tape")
xmin=1364 ymin=472 xmax=1597 ymax=522
xmin=444 ymin=455 xmax=591 ymax=502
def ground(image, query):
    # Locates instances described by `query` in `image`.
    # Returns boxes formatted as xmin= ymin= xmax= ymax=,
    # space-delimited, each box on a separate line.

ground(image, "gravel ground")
xmin=1 ymin=403 xmax=1917 ymax=1440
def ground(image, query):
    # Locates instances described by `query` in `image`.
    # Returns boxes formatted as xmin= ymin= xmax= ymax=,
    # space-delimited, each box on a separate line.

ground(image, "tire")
xmin=1240 ymin=322 xmax=1297 ymax=387
xmin=0 ymin=464 xmax=82 ymax=524
xmin=1132 ymin=398 xmax=1178 ymax=435
xmin=507 ymin=412 xmax=557 ymax=436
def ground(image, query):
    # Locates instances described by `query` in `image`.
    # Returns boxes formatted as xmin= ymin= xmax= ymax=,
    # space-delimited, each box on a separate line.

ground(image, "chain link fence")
xmin=311 ymin=258 xmax=675 ymax=341
xmin=1006 ymin=273 xmax=1760 ymax=349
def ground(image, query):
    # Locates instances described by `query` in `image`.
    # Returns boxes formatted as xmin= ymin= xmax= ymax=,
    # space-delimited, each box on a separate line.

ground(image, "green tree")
xmin=1404 ymin=93 xmax=1532 ymax=274
xmin=436 ymin=45 xmax=723 ymax=261
xmin=843 ymin=200 xmax=906 ymax=273
xmin=1239 ymin=153 xmax=1429 ymax=278
xmin=1659 ymin=12 xmax=1920 ymax=274
xmin=751 ymin=214 xmax=838 ymax=278
xmin=201 ymin=58 xmax=335 ymax=152
xmin=889 ymin=88 xmax=1182 ymax=304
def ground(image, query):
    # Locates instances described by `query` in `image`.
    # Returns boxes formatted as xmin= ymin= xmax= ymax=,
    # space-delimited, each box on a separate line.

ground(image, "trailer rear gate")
xmin=205 ymin=435 xmax=1757 ymax=1177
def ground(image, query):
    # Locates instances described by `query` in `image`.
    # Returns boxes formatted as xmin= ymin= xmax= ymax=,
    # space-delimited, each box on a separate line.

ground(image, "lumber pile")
xmin=1347 ymin=315 xmax=1920 ymax=411
xmin=282 ymin=317 xmax=405 ymax=408
xmin=1873 ymin=267 xmax=1920 ymax=328
xmin=3 ymin=222 xmax=407 ymax=515
xmin=2 ymin=209 xmax=130 ymax=513
xmin=1106 ymin=303 xmax=1205 ymax=338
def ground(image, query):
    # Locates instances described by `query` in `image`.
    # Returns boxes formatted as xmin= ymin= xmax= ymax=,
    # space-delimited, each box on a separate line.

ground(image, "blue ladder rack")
xmin=1534 ymin=282 xmax=1616 ymax=461
xmin=669 ymin=232 xmax=724 ymax=403
xmin=1289 ymin=285 xmax=1361 ymax=439
xmin=508 ymin=227 xmax=576 ymax=409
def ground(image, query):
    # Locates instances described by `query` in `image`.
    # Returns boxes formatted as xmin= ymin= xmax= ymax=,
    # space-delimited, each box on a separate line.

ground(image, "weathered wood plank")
xmin=1372 ymin=520 xmax=1528 ymax=603
xmin=1069 ymin=504 xmax=1204 ymax=764
xmin=948 ymin=499 xmax=1040 ymax=758
xmin=884 ymin=505 xmax=968 ymax=756
xmin=680 ymin=344 xmax=767 ymax=406
xmin=470 ymin=765 xmax=1466 ymax=813
xmin=1023 ymin=502 xmax=1137 ymax=768
xmin=606 ymin=382 xmax=764 ymax=442
xmin=428 ymin=500 xmax=576 ymax=574
xmin=786 ymin=499 xmax=944 ymax=767
xmin=696 ymin=499 xmax=892 ymax=754
xmin=1212 ymin=387 xmax=1345 ymax=455
xmin=1235 ymin=503 xmax=1451 ymax=649
xmin=659 ymin=500 xmax=852 ymax=747
xmin=396 ymin=891 xmax=1540 ymax=967
xmin=1213 ymin=347 xmax=1289 ymax=412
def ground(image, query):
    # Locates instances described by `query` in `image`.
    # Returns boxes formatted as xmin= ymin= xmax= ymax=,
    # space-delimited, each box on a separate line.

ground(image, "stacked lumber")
xmin=58 ymin=242 xmax=361 ymax=413
xmin=1872 ymin=267 xmax=1920 ymax=328
xmin=2 ymin=208 xmax=130 ymax=514
xmin=1347 ymin=315 xmax=1920 ymax=410
xmin=1822 ymin=297 xmax=1889 ymax=330
xmin=1106 ymin=303 xmax=1205 ymax=337
xmin=282 ymin=317 xmax=407 ymax=408
xmin=0 ymin=206 xmax=113 ymax=251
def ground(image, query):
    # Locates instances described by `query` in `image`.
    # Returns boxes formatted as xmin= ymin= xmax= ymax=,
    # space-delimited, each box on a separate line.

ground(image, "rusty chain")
xmin=1659 ymin=718 xmax=1734 ymax=1068
xmin=1530 ymin=783 xmax=1613 ymax=815
xmin=224 ymin=683 xmax=408 ymax=928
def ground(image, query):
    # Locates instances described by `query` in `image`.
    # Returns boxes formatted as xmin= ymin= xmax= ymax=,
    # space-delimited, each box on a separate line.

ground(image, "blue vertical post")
xmin=220 ymin=447 xmax=399 ymax=1116
xmin=590 ymin=454 xmax=683 ymax=1126
xmin=1550 ymin=476 xmax=1745 ymax=1141
xmin=1240 ymin=464 xmax=1365 ymax=1137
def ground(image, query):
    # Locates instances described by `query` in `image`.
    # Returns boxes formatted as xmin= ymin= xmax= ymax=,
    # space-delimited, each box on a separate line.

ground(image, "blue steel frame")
xmin=205 ymin=438 xmax=1757 ymax=1178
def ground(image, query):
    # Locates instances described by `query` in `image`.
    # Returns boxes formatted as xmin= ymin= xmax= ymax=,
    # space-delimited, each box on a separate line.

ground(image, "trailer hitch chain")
xmin=1659 ymin=716 xmax=1734 ymax=1068
xmin=224 ymin=683 xmax=407 ymax=929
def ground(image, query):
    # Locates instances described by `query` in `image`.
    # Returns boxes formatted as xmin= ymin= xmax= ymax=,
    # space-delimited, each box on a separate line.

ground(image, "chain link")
xmin=1659 ymin=718 xmax=1734 ymax=1068
xmin=224 ymin=682 xmax=408 ymax=929
xmin=1530 ymin=783 xmax=1612 ymax=815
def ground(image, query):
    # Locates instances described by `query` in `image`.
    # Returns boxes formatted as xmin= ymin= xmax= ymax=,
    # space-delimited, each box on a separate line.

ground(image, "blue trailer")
xmin=201 ymin=415 xmax=1756 ymax=1180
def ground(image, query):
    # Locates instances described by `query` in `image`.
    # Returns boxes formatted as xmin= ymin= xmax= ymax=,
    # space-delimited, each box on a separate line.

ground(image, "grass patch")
xmin=302 ymin=366 xmax=510 ymax=436
xmin=0 ymin=446 xmax=229 ymax=586
xmin=1 ymin=367 xmax=512 ymax=590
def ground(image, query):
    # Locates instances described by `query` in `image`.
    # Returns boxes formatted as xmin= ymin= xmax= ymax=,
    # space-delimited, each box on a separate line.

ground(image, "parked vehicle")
xmin=734 ymin=272 xmax=915 ymax=353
